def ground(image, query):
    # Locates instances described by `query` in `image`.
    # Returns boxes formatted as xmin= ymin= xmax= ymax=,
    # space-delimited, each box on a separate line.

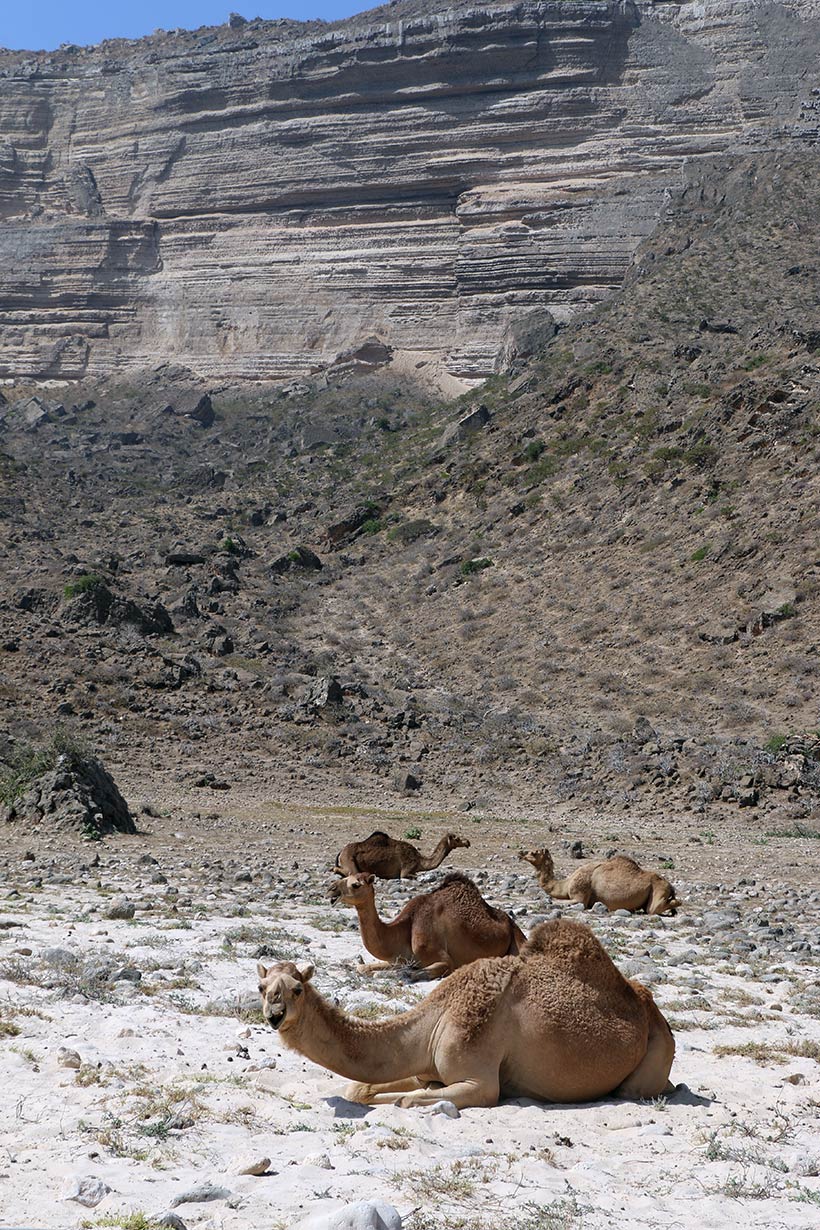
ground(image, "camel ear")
xmin=363 ymin=873 xmax=375 ymax=885
xmin=296 ymin=962 xmax=314 ymax=982
xmin=257 ymin=962 xmax=268 ymax=981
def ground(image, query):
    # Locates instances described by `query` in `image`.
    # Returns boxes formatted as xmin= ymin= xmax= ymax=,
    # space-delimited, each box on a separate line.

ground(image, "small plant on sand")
xmin=81 ymin=1215 xmax=163 ymax=1230
xmin=714 ymin=1040 xmax=787 ymax=1064
xmin=404 ymin=825 xmax=422 ymax=840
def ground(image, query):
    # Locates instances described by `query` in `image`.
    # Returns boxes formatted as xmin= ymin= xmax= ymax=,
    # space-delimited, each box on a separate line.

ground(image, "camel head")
xmin=326 ymin=873 xmax=375 ymax=907
xmin=651 ymin=877 xmax=682 ymax=916
xmin=518 ymin=848 xmax=554 ymax=875
xmin=445 ymin=833 xmax=471 ymax=852
xmin=257 ymin=960 xmax=314 ymax=1031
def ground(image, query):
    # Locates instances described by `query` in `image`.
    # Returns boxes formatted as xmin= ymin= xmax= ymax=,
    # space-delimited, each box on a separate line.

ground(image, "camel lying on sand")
xmin=519 ymin=848 xmax=680 ymax=915
xmin=334 ymin=830 xmax=470 ymax=879
xmin=257 ymin=918 xmax=675 ymax=1109
xmin=327 ymin=871 xmax=526 ymax=979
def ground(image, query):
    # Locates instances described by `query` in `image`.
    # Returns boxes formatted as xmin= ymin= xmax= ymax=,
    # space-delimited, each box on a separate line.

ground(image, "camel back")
xmin=435 ymin=872 xmax=511 ymax=924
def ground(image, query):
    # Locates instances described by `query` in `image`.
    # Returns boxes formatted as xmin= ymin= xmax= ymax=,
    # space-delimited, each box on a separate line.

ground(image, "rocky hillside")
xmin=0 ymin=0 xmax=818 ymax=383
xmin=1 ymin=147 xmax=819 ymax=827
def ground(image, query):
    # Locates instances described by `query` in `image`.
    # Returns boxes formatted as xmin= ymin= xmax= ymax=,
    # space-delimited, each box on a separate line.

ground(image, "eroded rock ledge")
xmin=0 ymin=0 xmax=818 ymax=383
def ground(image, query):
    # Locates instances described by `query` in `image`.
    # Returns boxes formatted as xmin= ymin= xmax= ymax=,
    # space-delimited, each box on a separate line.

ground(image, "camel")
xmin=257 ymin=918 xmax=675 ymax=1110
xmin=334 ymin=830 xmax=470 ymax=879
xmin=519 ymin=848 xmax=680 ymax=915
xmin=327 ymin=871 xmax=526 ymax=980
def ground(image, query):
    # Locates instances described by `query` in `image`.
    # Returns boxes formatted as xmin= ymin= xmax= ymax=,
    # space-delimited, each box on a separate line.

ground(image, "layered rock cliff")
xmin=0 ymin=0 xmax=818 ymax=383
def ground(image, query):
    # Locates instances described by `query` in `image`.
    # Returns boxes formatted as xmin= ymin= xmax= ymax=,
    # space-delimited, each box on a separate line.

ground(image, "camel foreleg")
xmin=395 ymin=1077 xmax=500 ymax=1110
xmin=407 ymin=961 xmax=452 ymax=982
xmin=356 ymin=959 xmax=395 ymax=975
xmin=345 ymin=1077 xmax=426 ymax=1103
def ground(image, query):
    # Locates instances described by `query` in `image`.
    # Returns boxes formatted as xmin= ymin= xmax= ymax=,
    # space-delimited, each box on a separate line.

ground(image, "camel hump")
xmin=520 ymin=919 xmax=621 ymax=980
xmin=437 ymin=871 xmax=479 ymax=893
xmin=609 ymin=855 xmax=642 ymax=870
xmin=436 ymin=873 xmax=509 ymax=921
xmin=363 ymin=830 xmax=393 ymax=845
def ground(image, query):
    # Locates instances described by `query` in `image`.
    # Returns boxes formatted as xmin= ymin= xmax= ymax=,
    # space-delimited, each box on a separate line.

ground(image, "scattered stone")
xmin=157 ymin=1214 xmax=188 ymax=1230
xmin=170 ymin=1183 xmax=232 ymax=1207
xmin=298 ymin=1201 xmax=402 ymax=1230
xmin=230 ymin=1153 xmax=271 ymax=1176
xmin=57 ymin=1047 xmax=82 ymax=1069
xmin=423 ymin=1099 xmax=461 ymax=1118
xmin=62 ymin=1176 xmax=112 ymax=1207
xmin=104 ymin=896 xmax=135 ymax=920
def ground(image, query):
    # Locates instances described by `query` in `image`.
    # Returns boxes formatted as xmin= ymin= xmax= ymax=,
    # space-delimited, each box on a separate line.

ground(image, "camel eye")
xmin=293 ymin=985 xmax=303 ymax=997
xmin=258 ymin=985 xmax=265 ymax=993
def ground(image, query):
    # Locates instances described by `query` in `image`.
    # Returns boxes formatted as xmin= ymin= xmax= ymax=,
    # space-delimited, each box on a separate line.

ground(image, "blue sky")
xmin=0 ymin=3 xmax=371 ymax=51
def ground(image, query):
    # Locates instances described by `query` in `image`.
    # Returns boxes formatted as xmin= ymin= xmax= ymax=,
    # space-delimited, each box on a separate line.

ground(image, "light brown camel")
xmin=334 ymin=830 xmax=470 ymax=879
xmin=257 ymin=918 xmax=675 ymax=1110
xmin=327 ymin=871 xmax=527 ymax=980
xmin=519 ymin=848 xmax=680 ymax=915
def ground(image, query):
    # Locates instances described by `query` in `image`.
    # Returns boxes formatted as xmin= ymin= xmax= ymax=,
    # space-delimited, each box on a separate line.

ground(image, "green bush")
xmin=360 ymin=518 xmax=384 ymax=535
xmin=404 ymin=826 xmax=422 ymax=841
xmin=63 ymin=574 xmax=105 ymax=600
xmin=764 ymin=734 xmax=788 ymax=755
xmin=690 ymin=544 xmax=711 ymax=562
xmin=461 ymin=557 xmax=493 ymax=577
xmin=523 ymin=439 xmax=545 ymax=462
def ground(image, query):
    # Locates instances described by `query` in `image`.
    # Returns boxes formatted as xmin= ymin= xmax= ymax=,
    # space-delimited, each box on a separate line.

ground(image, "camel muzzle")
xmin=266 ymin=1007 xmax=286 ymax=1030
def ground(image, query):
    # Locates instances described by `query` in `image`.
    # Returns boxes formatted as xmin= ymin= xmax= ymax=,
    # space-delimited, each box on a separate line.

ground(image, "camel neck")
xmin=354 ymin=897 xmax=407 ymax=960
xmin=282 ymin=986 xmax=431 ymax=1083
xmin=418 ymin=840 xmax=447 ymax=872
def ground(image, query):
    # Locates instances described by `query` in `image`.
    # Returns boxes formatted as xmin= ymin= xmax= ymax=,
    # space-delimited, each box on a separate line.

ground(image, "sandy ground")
xmin=1 ymin=791 xmax=819 ymax=1230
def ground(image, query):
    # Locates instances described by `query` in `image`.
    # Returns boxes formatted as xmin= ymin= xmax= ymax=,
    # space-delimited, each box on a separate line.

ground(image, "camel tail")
xmin=614 ymin=990 xmax=675 ymax=1100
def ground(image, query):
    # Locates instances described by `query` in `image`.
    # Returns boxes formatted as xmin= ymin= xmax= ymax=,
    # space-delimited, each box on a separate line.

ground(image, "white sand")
xmin=1 ymin=873 xmax=818 ymax=1230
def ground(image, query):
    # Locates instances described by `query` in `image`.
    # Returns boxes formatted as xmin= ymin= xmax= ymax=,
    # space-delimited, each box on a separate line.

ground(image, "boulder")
xmin=3 ymin=750 xmax=136 ymax=838
xmin=437 ymin=404 xmax=492 ymax=450
xmin=297 ymin=1201 xmax=402 ymax=1230
xmin=162 ymin=392 xmax=215 ymax=427
xmin=271 ymin=546 xmax=323 ymax=575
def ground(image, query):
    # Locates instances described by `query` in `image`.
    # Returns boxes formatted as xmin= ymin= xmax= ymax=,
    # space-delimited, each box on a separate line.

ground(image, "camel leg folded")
xmin=345 ymin=1077 xmax=423 ymax=1103
xmin=395 ymin=1077 xmax=500 ymax=1109
xmin=614 ymin=998 xmax=675 ymax=1099
xmin=407 ymin=961 xmax=452 ymax=982
xmin=357 ymin=959 xmax=394 ymax=975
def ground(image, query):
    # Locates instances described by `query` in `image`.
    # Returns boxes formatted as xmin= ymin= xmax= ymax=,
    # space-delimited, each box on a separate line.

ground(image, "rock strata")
xmin=0 ymin=1 xmax=818 ymax=382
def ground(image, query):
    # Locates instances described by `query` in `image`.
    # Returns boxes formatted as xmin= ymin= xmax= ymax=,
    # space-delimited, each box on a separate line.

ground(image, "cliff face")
xmin=0 ymin=0 xmax=818 ymax=383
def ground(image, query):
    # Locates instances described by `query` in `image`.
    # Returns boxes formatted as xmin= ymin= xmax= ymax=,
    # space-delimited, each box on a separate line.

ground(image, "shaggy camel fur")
xmin=519 ymin=848 xmax=680 ymax=915
xmin=327 ymin=871 xmax=527 ymax=979
xmin=257 ymin=918 xmax=675 ymax=1110
xmin=334 ymin=830 xmax=470 ymax=879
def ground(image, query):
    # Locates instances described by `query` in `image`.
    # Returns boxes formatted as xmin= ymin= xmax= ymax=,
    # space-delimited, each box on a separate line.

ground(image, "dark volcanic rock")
xmin=271 ymin=547 xmax=323 ymax=575
xmin=3 ymin=752 xmax=136 ymax=838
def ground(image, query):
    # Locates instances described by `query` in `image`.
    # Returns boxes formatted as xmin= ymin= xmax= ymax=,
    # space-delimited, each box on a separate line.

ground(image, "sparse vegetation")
xmin=63 ymin=573 xmax=106 ymax=600
xmin=0 ymin=727 xmax=89 ymax=806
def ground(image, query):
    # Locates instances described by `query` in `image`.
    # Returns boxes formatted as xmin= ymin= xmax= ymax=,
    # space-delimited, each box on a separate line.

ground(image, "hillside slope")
xmin=1 ymin=151 xmax=818 ymax=823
